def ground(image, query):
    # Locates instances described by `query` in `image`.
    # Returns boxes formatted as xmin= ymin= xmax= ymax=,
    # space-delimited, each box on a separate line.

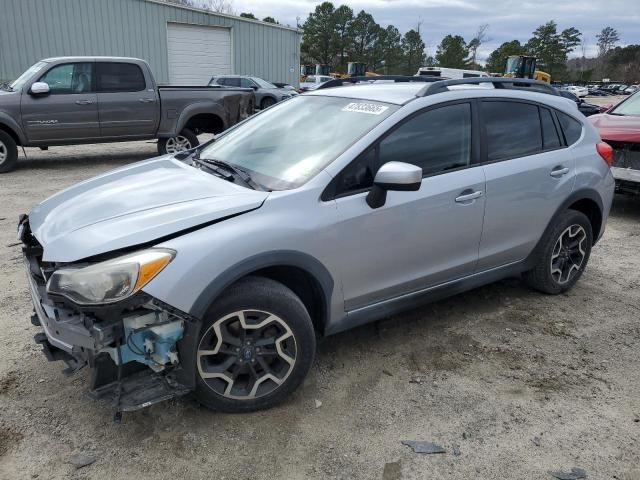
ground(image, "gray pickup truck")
xmin=0 ymin=57 xmax=255 ymax=172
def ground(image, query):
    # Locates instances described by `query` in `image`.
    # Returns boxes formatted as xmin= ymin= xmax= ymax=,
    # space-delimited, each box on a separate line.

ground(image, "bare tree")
xmin=596 ymin=26 xmax=620 ymax=57
xmin=468 ymin=24 xmax=489 ymax=68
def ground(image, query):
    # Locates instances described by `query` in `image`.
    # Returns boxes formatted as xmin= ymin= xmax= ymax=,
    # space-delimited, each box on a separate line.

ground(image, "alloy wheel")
xmin=164 ymin=135 xmax=192 ymax=154
xmin=550 ymin=224 xmax=587 ymax=285
xmin=197 ymin=310 xmax=297 ymax=400
xmin=0 ymin=140 xmax=6 ymax=164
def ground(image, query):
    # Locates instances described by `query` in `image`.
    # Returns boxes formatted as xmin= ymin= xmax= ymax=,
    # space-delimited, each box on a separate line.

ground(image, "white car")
xmin=562 ymin=85 xmax=588 ymax=98
xmin=300 ymin=75 xmax=333 ymax=92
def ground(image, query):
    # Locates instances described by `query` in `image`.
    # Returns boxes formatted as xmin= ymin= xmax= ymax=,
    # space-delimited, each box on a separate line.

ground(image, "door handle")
xmin=455 ymin=190 xmax=483 ymax=203
xmin=550 ymin=166 xmax=570 ymax=177
xmin=138 ymin=98 xmax=155 ymax=103
xmin=75 ymin=99 xmax=93 ymax=105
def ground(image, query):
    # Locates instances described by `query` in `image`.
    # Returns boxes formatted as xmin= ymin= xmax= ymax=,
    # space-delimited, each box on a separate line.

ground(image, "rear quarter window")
xmin=557 ymin=111 xmax=583 ymax=145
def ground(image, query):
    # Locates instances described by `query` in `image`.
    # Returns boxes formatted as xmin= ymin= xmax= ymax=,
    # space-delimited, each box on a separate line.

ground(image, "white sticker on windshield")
xmin=342 ymin=102 xmax=389 ymax=115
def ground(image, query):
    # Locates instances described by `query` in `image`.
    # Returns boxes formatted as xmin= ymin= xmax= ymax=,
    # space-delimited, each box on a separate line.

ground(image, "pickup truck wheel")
xmin=523 ymin=210 xmax=593 ymax=294
xmin=0 ymin=130 xmax=18 ymax=173
xmin=193 ymin=276 xmax=316 ymax=412
xmin=158 ymin=128 xmax=199 ymax=155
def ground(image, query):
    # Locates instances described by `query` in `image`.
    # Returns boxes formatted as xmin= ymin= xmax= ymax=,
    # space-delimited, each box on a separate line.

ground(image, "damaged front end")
xmin=19 ymin=215 xmax=195 ymax=411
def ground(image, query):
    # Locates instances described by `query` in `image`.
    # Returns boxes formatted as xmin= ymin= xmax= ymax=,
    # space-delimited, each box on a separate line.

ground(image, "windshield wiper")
xmin=192 ymin=156 xmax=265 ymax=191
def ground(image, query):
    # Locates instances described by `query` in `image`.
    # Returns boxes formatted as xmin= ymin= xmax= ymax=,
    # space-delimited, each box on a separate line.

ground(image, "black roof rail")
xmin=314 ymin=75 xmax=443 ymax=91
xmin=417 ymin=77 xmax=560 ymax=97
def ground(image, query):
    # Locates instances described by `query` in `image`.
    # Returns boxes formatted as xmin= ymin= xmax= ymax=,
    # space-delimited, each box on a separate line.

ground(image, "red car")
xmin=589 ymin=92 xmax=640 ymax=194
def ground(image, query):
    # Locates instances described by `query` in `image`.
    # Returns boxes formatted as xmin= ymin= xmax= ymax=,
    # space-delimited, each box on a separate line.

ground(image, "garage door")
xmin=167 ymin=23 xmax=232 ymax=85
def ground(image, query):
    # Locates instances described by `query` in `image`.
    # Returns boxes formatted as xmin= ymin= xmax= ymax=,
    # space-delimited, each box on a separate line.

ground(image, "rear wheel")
xmin=157 ymin=128 xmax=199 ymax=155
xmin=523 ymin=210 xmax=593 ymax=294
xmin=0 ymin=130 xmax=18 ymax=173
xmin=193 ymin=276 xmax=316 ymax=412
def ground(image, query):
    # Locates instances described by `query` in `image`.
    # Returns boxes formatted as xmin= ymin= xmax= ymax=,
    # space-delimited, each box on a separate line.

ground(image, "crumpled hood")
xmin=29 ymin=156 xmax=268 ymax=262
xmin=589 ymin=113 xmax=640 ymax=143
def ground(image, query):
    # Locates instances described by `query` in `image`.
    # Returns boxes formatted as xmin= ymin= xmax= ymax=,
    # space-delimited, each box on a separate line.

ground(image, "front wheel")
xmin=260 ymin=97 xmax=276 ymax=109
xmin=157 ymin=128 xmax=199 ymax=156
xmin=523 ymin=210 xmax=593 ymax=294
xmin=193 ymin=276 xmax=316 ymax=412
xmin=0 ymin=130 xmax=18 ymax=173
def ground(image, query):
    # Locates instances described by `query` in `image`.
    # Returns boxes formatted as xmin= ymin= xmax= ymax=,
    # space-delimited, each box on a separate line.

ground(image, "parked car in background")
xmin=0 ymin=57 xmax=255 ymax=172
xmin=590 ymin=91 xmax=640 ymax=195
xmin=209 ymin=75 xmax=297 ymax=110
xmin=557 ymin=89 xmax=606 ymax=116
xmin=271 ymin=82 xmax=297 ymax=92
xmin=560 ymin=85 xmax=588 ymax=97
xmin=299 ymin=75 xmax=333 ymax=92
xmin=624 ymin=85 xmax=639 ymax=95
xmin=21 ymin=78 xmax=614 ymax=414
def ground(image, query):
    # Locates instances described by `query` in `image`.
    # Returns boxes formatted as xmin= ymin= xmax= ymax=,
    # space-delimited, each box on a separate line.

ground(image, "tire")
xmin=523 ymin=210 xmax=593 ymax=294
xmin=157 ymin=127 xmax=199 ymax=156
xmin=0 ymin=130 xmax=18 ymax=173
xmin=260 ymin=97 xmax=276 ymax=109
xmin=192 ymin=276 xmax=316 ymax=412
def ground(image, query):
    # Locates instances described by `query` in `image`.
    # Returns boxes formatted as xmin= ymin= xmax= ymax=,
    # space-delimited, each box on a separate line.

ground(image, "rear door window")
xmin=224 ymin=77 xmax=241 ymax=87
xmin=96 ymin=63 xmax=146 ymax=92
xmin=557 ymin=111 xmax=583 ymax=145
xmin=482 ymin=101 xmax=542 ymax=161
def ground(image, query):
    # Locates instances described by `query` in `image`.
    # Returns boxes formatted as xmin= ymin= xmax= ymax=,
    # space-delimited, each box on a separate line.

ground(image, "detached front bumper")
xmin=19 ymin=216 xmax=195 ymax=411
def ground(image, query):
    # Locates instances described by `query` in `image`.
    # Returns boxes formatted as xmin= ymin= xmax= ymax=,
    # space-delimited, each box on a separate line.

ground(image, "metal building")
xmin=0 ymin=0 xmax=301 ymax=86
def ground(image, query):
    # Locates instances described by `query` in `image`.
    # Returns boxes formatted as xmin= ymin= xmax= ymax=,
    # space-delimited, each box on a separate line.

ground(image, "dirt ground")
xmin=1 ymin=124 xmax=639 ymax=480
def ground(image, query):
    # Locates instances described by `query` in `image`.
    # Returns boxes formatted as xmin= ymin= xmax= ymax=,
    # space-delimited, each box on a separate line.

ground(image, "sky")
xmin=229 ymin=0 xmax=640 ymax=63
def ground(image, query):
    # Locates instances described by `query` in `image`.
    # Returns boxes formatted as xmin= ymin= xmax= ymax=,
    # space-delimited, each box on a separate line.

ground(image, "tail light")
xmin=596 ymin=142 xmax=613 ymax=167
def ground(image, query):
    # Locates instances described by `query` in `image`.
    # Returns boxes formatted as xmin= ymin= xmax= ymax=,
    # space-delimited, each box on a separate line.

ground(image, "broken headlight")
xmin=47 ymin=249 xmax=175 ymax=305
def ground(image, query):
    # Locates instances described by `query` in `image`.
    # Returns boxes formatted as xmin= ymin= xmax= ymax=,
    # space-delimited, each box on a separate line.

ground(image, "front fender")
xmin=0 ymin=110 xmax=27 ymax=144
xmin=189 ymin=250 xmax=334 ymax=320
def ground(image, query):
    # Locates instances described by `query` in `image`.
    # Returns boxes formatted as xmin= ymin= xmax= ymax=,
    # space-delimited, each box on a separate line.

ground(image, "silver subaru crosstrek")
xmin=20 ymin=78 xmax=615 ymax=413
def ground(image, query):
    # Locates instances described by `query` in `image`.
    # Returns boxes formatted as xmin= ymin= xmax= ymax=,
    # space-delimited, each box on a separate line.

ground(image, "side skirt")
xmin=325 ymin=261 xmax=526 ymax=336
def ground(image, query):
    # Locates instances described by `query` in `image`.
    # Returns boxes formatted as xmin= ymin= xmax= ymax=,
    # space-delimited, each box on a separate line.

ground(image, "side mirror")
xmin=251 ymin=85 xmax=258 ymax=91
xmin=30 ymin=82 xmax=50 ymax=96
xmin=366 ymin=161 xmax=422 ymax=209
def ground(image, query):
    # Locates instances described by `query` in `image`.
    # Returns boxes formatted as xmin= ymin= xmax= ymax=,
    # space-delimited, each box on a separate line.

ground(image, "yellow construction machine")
xmin=504 ymin=55 xmax=551 ymax=83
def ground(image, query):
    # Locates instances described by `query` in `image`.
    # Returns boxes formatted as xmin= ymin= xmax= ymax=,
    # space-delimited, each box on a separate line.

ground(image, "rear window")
xmin=557 ymin=112 xmax=583 ymax=145
xmin=483 ymin=101 xmax=542 ymax=161
xmin=96 ymin=63 xmax=146 ymax=92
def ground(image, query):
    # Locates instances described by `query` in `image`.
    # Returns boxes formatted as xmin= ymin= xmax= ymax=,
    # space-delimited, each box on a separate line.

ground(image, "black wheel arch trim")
xmin=523 ymin=187 xmax=604 ymax=270
xmin=175 ymin=251 xmax=334 ymax=390
xmin=188 ymin=250 xmax=334 ymax=324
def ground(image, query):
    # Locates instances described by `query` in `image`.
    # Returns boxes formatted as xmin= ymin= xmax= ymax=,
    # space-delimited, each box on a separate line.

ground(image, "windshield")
xmin=505 ymin=56 xmax=521 ymax=75
xmin=9 ymin=61 xmax=48 ymax=91
xmin=611 ymin=92 xmax=640 ymax=116
xmin=200 ymin=95 xmax=398 ymax=190
xmin=252 ymin=77 xmax=277 ymax=89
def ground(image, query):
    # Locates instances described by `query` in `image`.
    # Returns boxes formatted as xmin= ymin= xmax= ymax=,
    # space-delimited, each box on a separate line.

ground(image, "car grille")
xmin=607 ymin=141 xmax=640 ymax=171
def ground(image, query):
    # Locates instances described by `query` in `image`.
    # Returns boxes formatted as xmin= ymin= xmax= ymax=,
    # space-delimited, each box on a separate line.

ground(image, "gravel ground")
xmin=0 ymin=133 xmax=639 ymax=480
